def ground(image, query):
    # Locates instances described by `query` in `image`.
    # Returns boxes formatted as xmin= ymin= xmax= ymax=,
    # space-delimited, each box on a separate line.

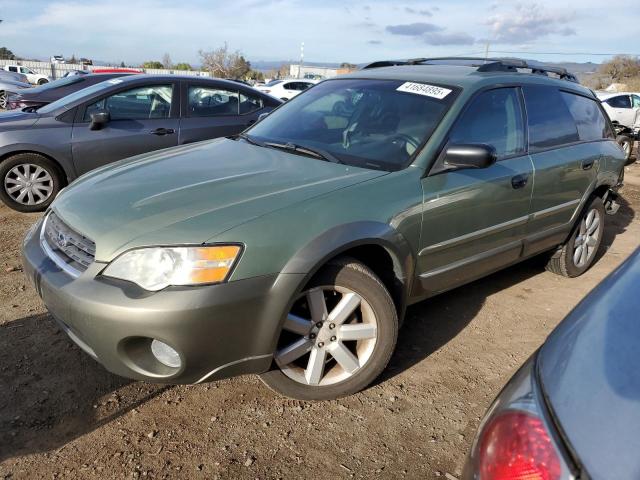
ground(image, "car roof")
xmin=337 ymin=64 xmax=593 ymax=96
xmin=112 ymin=74 xmax=255 ymax=90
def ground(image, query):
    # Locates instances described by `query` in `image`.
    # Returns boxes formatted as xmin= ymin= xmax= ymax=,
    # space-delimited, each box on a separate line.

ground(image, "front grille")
xmin=42 ymin=212 xmax=95 ymax=275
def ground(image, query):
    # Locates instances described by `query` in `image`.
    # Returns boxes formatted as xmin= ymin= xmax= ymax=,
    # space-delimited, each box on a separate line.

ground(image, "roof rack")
xmin=361 ymin=57 xmax=579 ymax=83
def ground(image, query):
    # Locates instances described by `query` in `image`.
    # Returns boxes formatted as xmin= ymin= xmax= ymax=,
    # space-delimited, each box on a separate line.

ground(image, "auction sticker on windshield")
xmin=397 ymin=82 xmax=452 ymax=100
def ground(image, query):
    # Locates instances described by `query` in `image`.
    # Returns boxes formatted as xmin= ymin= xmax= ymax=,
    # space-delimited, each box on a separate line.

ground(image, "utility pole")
xmin=298 ymin=42 xmax=304 ymax=79
xmin=484 ymin=41 xmax=490 ymax=62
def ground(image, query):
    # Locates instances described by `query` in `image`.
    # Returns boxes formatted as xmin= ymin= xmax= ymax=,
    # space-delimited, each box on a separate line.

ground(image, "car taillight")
xmin=478 ymin=410 xmax=561 ymax=480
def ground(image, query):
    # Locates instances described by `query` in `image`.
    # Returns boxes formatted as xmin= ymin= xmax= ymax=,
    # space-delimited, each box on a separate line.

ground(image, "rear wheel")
xmin=0 ymin=91 xmax=7 ymax=109
xmin=546 ymin=196 xmax=605 ymax=277
xmin=37 ymin=78 xmax=48 ymax=85
xmin=260 ymin=258 xmax=398 ymax=400
xmin=617 ymin=135 xmax=634 ymax=164
xmin=0 ymin=153 xmax=63 ymax=212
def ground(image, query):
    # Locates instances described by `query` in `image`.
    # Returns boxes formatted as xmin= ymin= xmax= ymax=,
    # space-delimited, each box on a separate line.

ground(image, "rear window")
xmin=523 ymin=86 xmax=579 ymax=151
xmin=606 ymin=95 xmax=631 ymax=108
xmin=560 ymin=91 xmax=613 ymax=141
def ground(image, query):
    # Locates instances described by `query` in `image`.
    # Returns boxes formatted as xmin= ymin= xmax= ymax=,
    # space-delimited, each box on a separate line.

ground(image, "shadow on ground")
xmin=0 ymin=313 xmax=171 ymax=462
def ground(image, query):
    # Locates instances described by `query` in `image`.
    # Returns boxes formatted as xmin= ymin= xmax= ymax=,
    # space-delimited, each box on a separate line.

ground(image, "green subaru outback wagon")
xmin=23 ymin=58 xmax=625 ymax=400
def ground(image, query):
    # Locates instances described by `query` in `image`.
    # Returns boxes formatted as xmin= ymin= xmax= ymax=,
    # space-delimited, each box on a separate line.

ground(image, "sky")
xmin=1 ymin=0 xmax=638 ymax=66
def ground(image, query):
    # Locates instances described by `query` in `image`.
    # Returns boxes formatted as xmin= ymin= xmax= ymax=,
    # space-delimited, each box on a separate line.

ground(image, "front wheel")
xmin=37 ymin=78 xmax=49 ymax=85
xmin=617 ymin=134 xmax=634 ymax=164
xmin=0 ymin=153 xmax=63 ymax=212
xmin=546 ymin=196 xmax=605 ymax=277
xmin=0 ymin=91 xmax=7 ymax=109
xmin=260 ymin=258 xmax=398 ymax=400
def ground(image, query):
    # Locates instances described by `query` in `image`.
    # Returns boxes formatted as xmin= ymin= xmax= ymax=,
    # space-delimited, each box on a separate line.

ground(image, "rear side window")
xmin=523 ymin=86 xmax=579 ymax=151
xmin=560 ymin=92 xmax=613 ymax=141
xmin=449 ymin=87 xmax=525 ymax=159
xmin=606 ymin=95 xmax=631 ymax=108
xmin=188 ymin=85 xmax=239 ymax=116
xmin=239 ymin=92 xmax=263 ymax=114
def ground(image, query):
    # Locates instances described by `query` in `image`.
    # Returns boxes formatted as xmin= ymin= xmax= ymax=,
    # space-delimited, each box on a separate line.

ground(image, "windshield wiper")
xmin=229 ymin=132 xmax=265 ymax=147
xmin=263 ymin=141 xmax=343 ymax=164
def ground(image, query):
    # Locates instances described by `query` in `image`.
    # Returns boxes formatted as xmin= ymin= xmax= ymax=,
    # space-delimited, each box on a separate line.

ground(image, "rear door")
xmin=178 ymin=81 xmax=264 ymax=144
xmin=605 ymin=95 xmax=635 ymax=127
xmin=418 ymin=87 xmax=533 ymax=295
xmin=523 ymin=86 xmax=605 ymax=254
xmin=71 ymin=81 xmax=179 ymax=175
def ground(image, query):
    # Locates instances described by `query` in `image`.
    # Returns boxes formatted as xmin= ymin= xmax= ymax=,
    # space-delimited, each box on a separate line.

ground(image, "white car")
xmin=597 ymin=92 xmax=640 ymax=131
xmin=3 ymin=65 xmax=50 ymax=85
xmin=255 ymin=78 xmax=317 ymax=101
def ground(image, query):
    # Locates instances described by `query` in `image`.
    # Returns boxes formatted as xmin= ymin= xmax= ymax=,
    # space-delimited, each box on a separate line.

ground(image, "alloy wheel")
xmin=4 ymin=163 xmax=54 ymax=206
xmin=0 ymin=92 xmax=7 ymax=109
xmin=573 ymin=208 xmax=600 ymax=268
xmin=275 ymin=286 xmax=378 ymax=386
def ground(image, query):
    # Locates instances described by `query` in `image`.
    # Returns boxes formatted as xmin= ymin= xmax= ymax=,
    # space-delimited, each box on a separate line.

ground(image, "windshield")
xmin=37 ymin=79 xmax=122 ymax=114
xmin=247 ymin=79 xmax=457 ymax=171
xmin=30 ymin=76 xmax=84 ymax=92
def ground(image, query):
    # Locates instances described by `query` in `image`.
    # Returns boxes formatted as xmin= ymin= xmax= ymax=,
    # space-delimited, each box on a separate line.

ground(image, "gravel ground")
xmin=1 ymin=161 xmax=639 ymax=480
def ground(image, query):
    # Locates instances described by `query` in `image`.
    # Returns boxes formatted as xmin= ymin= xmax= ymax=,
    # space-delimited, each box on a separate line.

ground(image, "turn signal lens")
xmin=478 ymin=411 xmax=561 ymax=480
xmin=103 ymin=245 xmax=242 ymax=291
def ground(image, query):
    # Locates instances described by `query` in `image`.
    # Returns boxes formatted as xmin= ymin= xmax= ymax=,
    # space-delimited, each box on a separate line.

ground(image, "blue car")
xmin=463 ymin=247 xmax=640 ymax=479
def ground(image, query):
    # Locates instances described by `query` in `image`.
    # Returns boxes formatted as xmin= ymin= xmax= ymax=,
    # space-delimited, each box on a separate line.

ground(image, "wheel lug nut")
xmin=316 ymin=322 xmax=323 ymax=328
xmin=318 ymin=342 xmax=324 ymax=348
xmin=329 ymin=323 xmax=335 ymax=329
xmin=309 ymin=333 xmax=316 ymax=339
xmin=330 ymin=336 xmax=337 ymax=342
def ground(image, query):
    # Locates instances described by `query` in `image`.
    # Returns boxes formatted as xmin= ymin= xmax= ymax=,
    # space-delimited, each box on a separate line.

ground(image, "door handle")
xmin=511 ymin=174 xmax=529 ymax=189
xmin=582 ymin=158 xmax=595 ymax=170
xmin=150 ymin=128 xmax=175 ymax=136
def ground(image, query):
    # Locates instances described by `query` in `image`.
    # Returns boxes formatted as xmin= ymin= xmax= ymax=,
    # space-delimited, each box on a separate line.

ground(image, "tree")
xmin=199 ymin=43 xmax=252 ymax=79
xmin=174 ymin=62 xmax=192 ymax=71
xmin=340 ymin=62 xmax=357 ymax=69
xmin=142 ymin=60 xmax=164 ymax=69
xmin=162 ymin=52 xmax=172 ymax=69
xmin=600 ymin=55 xmax=640 ymax=82
xmin=120 ymin=61 xmax=126 ymax=68
xmin=70 ymin=53 xmax=77 ymax=64
xmin=0 ymin=47 xmax=15 ymax=60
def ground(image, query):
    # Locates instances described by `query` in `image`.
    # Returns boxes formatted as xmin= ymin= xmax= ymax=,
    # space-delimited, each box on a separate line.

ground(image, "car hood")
xmin=538 ymin=248 xmax=640 ymax=480
xmin=53 ymin=138 xmax=386 ymax=261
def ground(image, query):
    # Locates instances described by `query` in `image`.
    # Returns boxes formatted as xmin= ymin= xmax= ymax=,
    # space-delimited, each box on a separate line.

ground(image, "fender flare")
xmin=0 ymin=143 xmax=75 ymax=180
xmin=280 ymin=221 xmax=416 ymax=318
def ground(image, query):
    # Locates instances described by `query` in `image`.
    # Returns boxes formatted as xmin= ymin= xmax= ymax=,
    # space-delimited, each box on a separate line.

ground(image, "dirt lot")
xmin=1 ymin=162 xmax=639 ymax=480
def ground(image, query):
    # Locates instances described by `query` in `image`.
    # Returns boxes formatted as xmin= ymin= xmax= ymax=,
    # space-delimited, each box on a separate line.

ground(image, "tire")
xmin=0 ymin=91 xmax=6 ymax=109
xmin=617 ymin=135 xmax=634 ymax=164
xmin=546 ymin=196 xmax=605 ymax=277
xmin=260 ymin=257 xmax=398 ymax=400
xmin=0 ymin=153 xmax=63 ymax=212
xmin=37 ymin=78 xmax=49 ymax=85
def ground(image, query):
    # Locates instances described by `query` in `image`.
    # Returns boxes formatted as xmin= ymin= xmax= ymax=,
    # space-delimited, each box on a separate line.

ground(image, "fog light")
xmin=150 ymin=339 xmax=181 ymax=368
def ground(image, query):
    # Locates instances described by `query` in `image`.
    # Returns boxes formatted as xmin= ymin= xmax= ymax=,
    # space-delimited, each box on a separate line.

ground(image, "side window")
xmin=632 ymin=95 xmax=640 ymax=108
xmin=283 ymin=82 xmax=295 ymax=91
xmin=560 ymin=92 xmax=611 ymax=141
xmin=606 ymin=95 xmax=631 ymax=108
xmin=523 ymin=86 xmax=579 ymax=151
xmin=449 ymin=87 xmax=525 ymax=160
xmin=8 ymin=66 xmax=17 ymax=72
xmin=84 ymin=85 xmax=173 ymax=121
xmin=239 ymin=92 xmax=263 ymax=114
xmin=188 ymin=85 xmax=239 ymax=116
xmin=20 ymin=67 xmax=30 ymax=74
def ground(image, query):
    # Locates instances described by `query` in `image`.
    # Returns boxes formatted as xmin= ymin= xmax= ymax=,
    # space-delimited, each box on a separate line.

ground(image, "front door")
xmin=71 ymin=83 xmax=179 ymax=175
xmin=418 ymin=87 xmax=533 ymax=295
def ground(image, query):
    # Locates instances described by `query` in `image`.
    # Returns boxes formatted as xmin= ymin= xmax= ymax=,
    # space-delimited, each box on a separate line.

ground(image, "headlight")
xmin=102 ymin=245 xmax=242 ymax=291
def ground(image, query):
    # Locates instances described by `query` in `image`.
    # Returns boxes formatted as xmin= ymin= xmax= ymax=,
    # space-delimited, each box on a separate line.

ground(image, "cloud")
xmin=386 ymin=22 xmax=442 ymax=36
xmin=405 ymin=7 xmax=432 ymax=16
xmin=424 ymin=32 xmax=475 ymax=45
xmin=367 ymin=40 xmax=383 ymax=45
xmin=486 ymin=3 xmax=577 ymax=43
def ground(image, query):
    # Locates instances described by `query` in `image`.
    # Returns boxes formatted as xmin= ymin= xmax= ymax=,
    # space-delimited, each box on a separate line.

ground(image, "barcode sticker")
xmin=397 ymin=82 xmax=452 ymax=99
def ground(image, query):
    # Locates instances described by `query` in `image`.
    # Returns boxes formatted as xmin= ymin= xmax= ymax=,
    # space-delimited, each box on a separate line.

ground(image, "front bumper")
xmin=22 ymin=219 xmax=304 ymax=384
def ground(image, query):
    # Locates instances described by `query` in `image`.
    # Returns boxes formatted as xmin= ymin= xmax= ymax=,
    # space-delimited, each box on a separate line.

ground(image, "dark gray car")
xmin=4 ymin=73 xmax=135 ymax=111
xmin=0 ymin=74 xmax=282 ymax=212
xmin=463 ymin=247 xmax=640 ymax=480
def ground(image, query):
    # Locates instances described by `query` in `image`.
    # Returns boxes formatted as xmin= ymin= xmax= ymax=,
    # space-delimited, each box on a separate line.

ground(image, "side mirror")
xmin=89 ymin=111 xmax=110 ymax=131
xmin=257 ymin=112 xmax=270 ymax=123
xmin=443 ymin=144 xmax=497 ymax=170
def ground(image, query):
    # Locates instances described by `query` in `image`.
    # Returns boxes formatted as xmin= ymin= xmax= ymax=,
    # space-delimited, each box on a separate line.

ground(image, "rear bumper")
xmin=22 ymin=219 xmax=304 ymax=384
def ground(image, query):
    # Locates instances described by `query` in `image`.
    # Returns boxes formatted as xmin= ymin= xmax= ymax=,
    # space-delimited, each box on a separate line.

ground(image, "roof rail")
xmin=361 ymin=57 xmax=579 ymax=83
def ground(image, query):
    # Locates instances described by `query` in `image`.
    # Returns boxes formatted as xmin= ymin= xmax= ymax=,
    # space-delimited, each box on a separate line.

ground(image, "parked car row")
xmin=3 ymin=64 xmax=51 ymax=85
xmin=2 ymin=56 xmax=632 ymax=478
xmin=255 ymin=78 xmax=317 ymax=100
